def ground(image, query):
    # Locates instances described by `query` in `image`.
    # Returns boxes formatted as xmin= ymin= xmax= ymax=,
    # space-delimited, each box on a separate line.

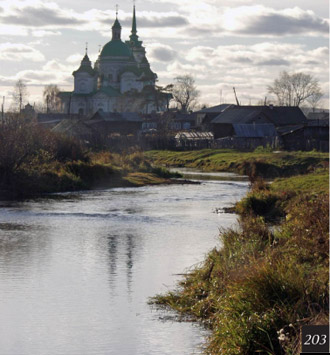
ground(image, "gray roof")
xmin=277 ymin=125 xmax=304 ymax=136
xmin=211 ymin=106 xmax=268 ymax=124
xmin=52 ymin=119 xmax=95 ymax=136
xmin=196 ymin=104 xmax=231 ymax=114
xmin=233 ymin=123 xmax=278 ymax=137
xmin=211 ymin=105 xmax=307 ymax=126
xmin=37 ymin=113 xmax=71 ymax=123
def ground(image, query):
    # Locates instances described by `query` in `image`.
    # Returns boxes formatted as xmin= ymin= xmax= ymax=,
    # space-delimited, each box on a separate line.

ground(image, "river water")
xmin=0 ymin=171 xmax=248 ymax=355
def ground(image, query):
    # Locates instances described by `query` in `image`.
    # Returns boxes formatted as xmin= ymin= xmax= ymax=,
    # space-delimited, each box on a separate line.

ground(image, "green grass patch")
xmin=145 ymin=149 xmax=329 ymax=178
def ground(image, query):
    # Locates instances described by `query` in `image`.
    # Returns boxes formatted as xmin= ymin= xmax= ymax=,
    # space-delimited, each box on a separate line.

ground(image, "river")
xmin=0 ymin=171 xmax=248 ymax=355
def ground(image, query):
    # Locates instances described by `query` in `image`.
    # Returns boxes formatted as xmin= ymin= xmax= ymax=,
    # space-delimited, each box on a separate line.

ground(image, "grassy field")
xmin=150 ymin=149 xmax=329 ymax=355
xmin=145 ymin=149 xmax=328 ymax=178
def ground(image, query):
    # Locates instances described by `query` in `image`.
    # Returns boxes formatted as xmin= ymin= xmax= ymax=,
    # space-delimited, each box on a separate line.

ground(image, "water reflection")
xmin=0 ymin=176 xmax=248 ymax=355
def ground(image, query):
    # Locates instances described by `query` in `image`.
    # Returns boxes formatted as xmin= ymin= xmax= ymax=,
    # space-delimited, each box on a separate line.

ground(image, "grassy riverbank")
xmin=150 ymin=150 xmax=329 ymax=354
xmin=0 ymin=117 xmax=185 ymax=199
xmin=0 ymin=150 xmax=179 ymax=199
xmin=146 ymin=149 xmax=328 ymax=178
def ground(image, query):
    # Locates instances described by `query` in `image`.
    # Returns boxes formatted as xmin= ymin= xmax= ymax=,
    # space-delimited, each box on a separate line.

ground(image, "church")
xmin=59 ymin=6 xmax=169 ymax=115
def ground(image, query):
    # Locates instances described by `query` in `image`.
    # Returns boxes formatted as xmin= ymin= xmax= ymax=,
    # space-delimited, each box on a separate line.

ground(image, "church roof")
xmin=112 ymin=18 xmax=121 ymax=29
xmin=100 ymin=39 xmax=132 ymax=58
xmin=73 ymin=53 xmax=96 ymax=76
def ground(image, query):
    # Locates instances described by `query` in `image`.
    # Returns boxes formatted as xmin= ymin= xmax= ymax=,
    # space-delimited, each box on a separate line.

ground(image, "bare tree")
xmin=43 ymin=84 xmax=61 ymax=113
xmin=11 ymin=80 xmax=29 ymax=112
xmin=307 ymin=90 xmax=323 ymax=112
xmin=171 ymin=75 xmax=199 ymax=113
xmin=268 ymin=71 xmax=322 ymax=107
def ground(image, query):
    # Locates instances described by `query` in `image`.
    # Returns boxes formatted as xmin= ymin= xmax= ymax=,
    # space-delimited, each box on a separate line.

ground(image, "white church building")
xmin=59 ymin=6 xmax=170 ymax=115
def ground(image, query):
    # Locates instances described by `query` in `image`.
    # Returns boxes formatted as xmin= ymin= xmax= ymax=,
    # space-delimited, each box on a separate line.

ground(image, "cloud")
xmin=31 ymin=30 xmax=61 ymax=37
xmin=223 ymin=6 xmax=329 ymax=36
xmin=1 ymin=5 xmax=86 ymax=27
xmin=158 ymin=41 xmax=328 ymax=105
xmin=148 ymin=44 xmax=177 ymax=62
xmin=258 ymin=59 xmax=291 ymax=66
xmin=0 ymin=43 xmax=45 ymax=62
xmin=119 ymin=15 xmax=188 ymax=28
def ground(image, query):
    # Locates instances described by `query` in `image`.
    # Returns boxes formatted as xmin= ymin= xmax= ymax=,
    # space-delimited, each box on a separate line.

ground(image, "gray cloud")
xmin=1 ymin=6 xmax=86 ymax=27
xmin=103 ymin=15 xmax=188 ymax=28
xmin=233 ymin=57 xmax=253 ymax=63
xmin=182 ymin=26 xmax=217 ymax=37
xmin=241 ymin=12 xmax=329 ymax=36
xmin=151 ymin=47 xmax=176 ymax=62
xmin=258 ymin=59 xmax=290 ymax=66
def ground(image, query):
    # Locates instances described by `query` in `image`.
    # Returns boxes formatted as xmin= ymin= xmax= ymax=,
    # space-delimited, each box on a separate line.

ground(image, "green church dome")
xmin=100 ymin=40 xmax=132 ymax=58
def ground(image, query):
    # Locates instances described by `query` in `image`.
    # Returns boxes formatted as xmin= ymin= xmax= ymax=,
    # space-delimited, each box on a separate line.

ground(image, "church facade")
xmin=59 ymin=6 xmax=169 ymax=115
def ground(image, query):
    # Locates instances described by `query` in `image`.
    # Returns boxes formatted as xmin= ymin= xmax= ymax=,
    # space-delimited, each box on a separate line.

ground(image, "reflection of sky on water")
xmin=0 ymin=177 xmax=248 ymax=355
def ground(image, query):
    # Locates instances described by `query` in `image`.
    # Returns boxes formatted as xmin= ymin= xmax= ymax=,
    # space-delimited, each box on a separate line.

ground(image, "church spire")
xmin=112 ymin=5 xmax=122 ymax=40
xmin=129 ymin=4 xmax=140 ymax=45
xmin=132 ymin=4 xmax=137 ymax=36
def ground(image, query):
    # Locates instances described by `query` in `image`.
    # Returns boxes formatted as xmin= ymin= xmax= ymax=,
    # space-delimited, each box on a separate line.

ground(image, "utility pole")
xmin=1 ymin=96 xmax=5 ymax=123
xmin=233 ymin=87 xmax=239 ymax=106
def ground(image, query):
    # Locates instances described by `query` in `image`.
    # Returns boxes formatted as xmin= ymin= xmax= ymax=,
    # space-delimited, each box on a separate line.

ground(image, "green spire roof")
xmin=112 ymin=18 xmax=121 ymax=29
xmin=129 ymin=5 xmax=142 ymax=47
xmin=132 ymin=5 xmax=137 ymax=35
xmin=73 ymin=53 xmax=96 ymax=76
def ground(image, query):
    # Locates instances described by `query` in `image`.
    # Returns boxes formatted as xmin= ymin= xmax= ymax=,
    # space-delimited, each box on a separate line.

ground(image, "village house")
xmin=210 ymin=105 xmax=307 ymax=139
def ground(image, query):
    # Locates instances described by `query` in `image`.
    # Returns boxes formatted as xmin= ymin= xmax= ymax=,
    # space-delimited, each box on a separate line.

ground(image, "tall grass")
xmin=151 ymin=175 xmax=329 ymax=354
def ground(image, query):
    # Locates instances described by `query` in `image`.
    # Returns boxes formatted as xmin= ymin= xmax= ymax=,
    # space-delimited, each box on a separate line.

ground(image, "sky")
xmin=0 ymin=0 xmax=328 ymax=109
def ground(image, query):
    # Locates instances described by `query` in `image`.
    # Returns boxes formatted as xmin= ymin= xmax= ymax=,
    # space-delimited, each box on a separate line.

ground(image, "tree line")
xmin=8 ymin=71 xmax=324 ymax=115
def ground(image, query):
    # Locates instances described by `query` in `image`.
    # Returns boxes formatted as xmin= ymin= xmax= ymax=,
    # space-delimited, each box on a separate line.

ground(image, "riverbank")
xmin=150 ymin=151 xmax=329 ymax=354
xmin=145 ymin=149 xmax=328 ymax=178
xmin=0 ymin=151 xmax=181 ymax=199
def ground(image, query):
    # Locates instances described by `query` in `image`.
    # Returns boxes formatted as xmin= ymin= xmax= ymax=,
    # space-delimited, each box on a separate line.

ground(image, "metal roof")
xmin=211 ymin=105 xmax=307 ymax=126
xmin=175 ymin=131 xmax=214 ymax=140
xmin=195 ymin=104 xmax=231 ymax=114
xmin=233 ymin=124 xmax=277 ymax=137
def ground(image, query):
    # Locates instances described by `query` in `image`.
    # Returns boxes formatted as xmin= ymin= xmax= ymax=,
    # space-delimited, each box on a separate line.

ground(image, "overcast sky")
xmin=0 ymin=0 xmax=328 ymax=108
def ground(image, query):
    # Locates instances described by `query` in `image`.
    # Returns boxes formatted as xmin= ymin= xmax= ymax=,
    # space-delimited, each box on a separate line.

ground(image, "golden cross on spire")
xmin=116 ymin=4 xmax=118 ymax=18
xmin=85 ymin=42 xmax=88 ymax=55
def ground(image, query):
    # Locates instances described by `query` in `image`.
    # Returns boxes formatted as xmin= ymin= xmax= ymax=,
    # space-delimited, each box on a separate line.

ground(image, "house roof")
xmin=37 ymin=113 xmax=72 ymax=123
xmin=277 ymin=125 xmax=305 ymax=136
xmin=211 ymin=105 xmax=307 ymax=126
xmin=195 ymin=104 xmax=231 ymax=114
xmin=266 ymin=106 xmax=307 ymax=126
xmin=233 ymin=123 xmax=278 ymax=137
xmin=52 ymin=119 xmax=95 ymax=136
xmin=211 ymin=106 xmax=268 ymax=124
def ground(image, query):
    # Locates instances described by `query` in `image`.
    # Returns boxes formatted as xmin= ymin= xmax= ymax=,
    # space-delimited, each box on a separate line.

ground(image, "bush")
xmin=254 ymin=144 xmax=273 ymax=153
